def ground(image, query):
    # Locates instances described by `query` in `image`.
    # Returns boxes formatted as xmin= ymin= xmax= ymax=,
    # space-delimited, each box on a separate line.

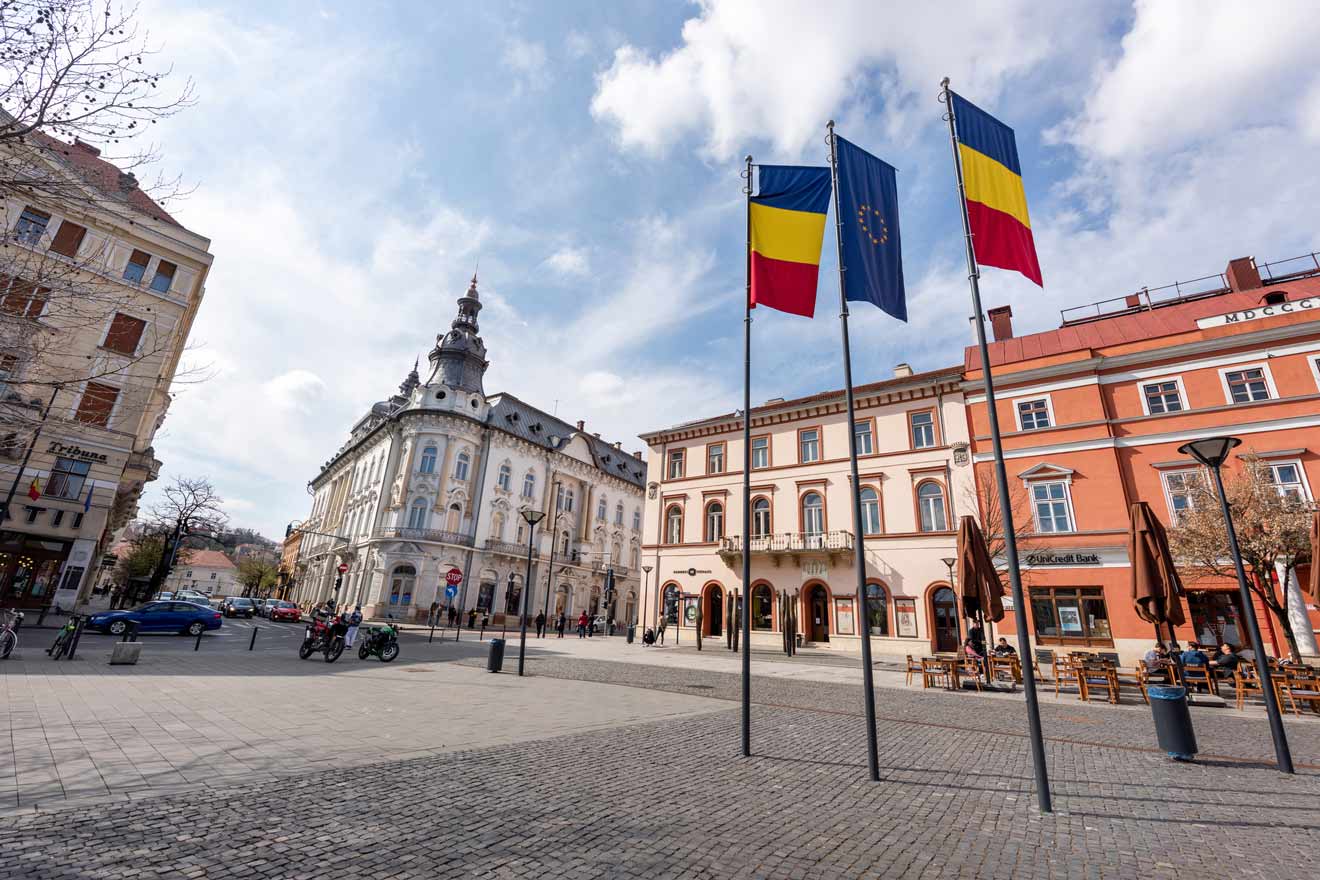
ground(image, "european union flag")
xmin=836 ymin=136 xmax=906 ymax=321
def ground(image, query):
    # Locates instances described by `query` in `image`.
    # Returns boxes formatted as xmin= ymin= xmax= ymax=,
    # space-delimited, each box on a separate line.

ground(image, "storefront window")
xmin=866 ymin=582 xmax=888 ymax=636
xmin=752 ymin=585 xmax=773 ymax=630
xmin=1188 ymin=591 xmax=1243 ymax=647
xmin=1029 ymin=587 xmax=1112 ymax=645
xmin=663 ymin=584 xmax=680 ymax=624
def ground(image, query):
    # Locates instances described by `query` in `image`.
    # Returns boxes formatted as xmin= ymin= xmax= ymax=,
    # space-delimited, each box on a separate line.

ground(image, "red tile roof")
xmin=178 ymin=549 xmax=236 ymax=569
xmin=26 ymin=131 xmax=181 ymax=227
xmin=966 ymin=273 xmax=1320 ymax=371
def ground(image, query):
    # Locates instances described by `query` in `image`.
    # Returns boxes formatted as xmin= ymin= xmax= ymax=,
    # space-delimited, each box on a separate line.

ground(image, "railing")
xmin=381 ymin=527 xmax=475 ymax=546
xmin=484 ymin=539 xmax=535 ymax=557
xmin=1260 ymin=251 xmax=1320 ymax=282
xmin=719 ymin=530 xmax=854 ymax=554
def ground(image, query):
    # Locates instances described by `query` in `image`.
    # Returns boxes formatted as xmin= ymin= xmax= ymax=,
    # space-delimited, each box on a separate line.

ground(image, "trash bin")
xmin=486 ymin=638 xmax=506 ymax=673
xmin=626 ymin=624 xmax=636 ymax=644
xmin=1148 ymin=685 xmax=1198 ymax=760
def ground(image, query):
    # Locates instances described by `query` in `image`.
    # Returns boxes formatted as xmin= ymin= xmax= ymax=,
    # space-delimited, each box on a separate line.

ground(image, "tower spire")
xmin=426 ymin=275 xmax=488 ymax=394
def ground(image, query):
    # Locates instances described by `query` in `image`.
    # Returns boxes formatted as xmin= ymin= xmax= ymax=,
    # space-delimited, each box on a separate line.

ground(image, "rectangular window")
xmin=74 ymin=382 xmax=119 ymax=427
xmin=1016 ymin=398 xmax=1051 ymax=430
xmin=1225 ymin=368 xmax=1270 ymax=403
xmin=51 ymin=509 xmax=64 ymax=527
xmin=0 ymin=353 xmax=16 ymax=395
xmin=751 ymin=436 xmax=769 ymax=469
xmin=24 ymin=506 xmax=40 ymax=523
xmin=1030 ymin=587 xmax=1112 ymax=645
xmin=1 ymin=279 xmax=48 ymax=319
xmin=1142 ymin=380 xmax=1183 ymax=414
xmin=799 ymin=429 xmax=820 ymax=463
xmin=910 ymin=411 xmax=935 ymax=448
xmin=47 ymin=457 xmax=90 ymax=500
xmin=72 ymin=512 xmax=83 ymax=529
xmin=123 ymin=248 xmax=151 ymax=283
xmin=14 ymin=206 xmax=50 ymax=244
xmin=149 ymin=260 xmax=177 ymax=293
xmin=1031 ymin=481 xmax=1073 ymax=533
xmin=48 ymin=220 xmax=87 ymax=258
xmin=1162 ymin=470 xmax=1201 ymax=522
xmin=853 ymin=420 xmax=873 ymax=456
xmin=102 ymin=313 xmax=147 ymax=356
xmin=666 ymin=449 xmax=685 ymax=480
xmin=707 ymin=443 xmax=724 ymax=474
xmin=1267 ymin=461 xmax=1308 ymax=500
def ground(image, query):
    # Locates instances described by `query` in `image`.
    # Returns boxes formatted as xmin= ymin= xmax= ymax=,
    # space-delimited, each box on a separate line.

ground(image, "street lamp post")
xmin=641 ymin=565 xmax=653 ymax=636
xmin=518 ymin=508 xmax=546 ymax=676
xmin=540 ymin=482 xmax=564 ymax=637
xmin=941 ymin=555 xmax=962 ymax=645
xmin=1178 ymin=436 xmax=1294 ymax=775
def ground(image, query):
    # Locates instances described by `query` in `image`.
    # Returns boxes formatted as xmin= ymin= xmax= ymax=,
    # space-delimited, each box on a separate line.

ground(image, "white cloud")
xmin=263 ymin=370 xmax=326 ymax=413
xmin=503 ymin=36 xmax=549 ymax=92
xmin=546 ymin=245 xmax=590 ymax=277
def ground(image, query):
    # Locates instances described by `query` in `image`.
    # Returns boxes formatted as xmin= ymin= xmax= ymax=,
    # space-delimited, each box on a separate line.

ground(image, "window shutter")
xmin=103 ymin=313 xmax=147 ymax=355
xmin=75 ymin=382 xmax=119 ymax=427
xmin=49 ymin=221 xmax=87 ymax=258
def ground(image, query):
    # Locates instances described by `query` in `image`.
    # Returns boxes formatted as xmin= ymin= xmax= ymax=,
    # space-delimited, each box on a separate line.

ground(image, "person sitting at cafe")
xmin=963 ymin=638 xmax=983 ymax=662
xmin=991 ymin=637 xmax=1016 ymax=656
xmin=1211 ymin=643 xmax=1243 ymax=677
xmin=1180 ymin=641 xmax=1210 ymax=668
xmin=1143 ymin=643 xmax=1168 ymax=667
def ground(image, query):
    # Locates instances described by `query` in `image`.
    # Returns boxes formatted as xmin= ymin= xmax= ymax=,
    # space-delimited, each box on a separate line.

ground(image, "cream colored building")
xmin=292 ymin=277 xmax=645 ymax=624
xmin=0 ymin=135 xmax=212 ymax=609
xmin=164 ymin=548 xmax=237 ymax=597
xmin=637 ymin=364 xmax=977 ymax=655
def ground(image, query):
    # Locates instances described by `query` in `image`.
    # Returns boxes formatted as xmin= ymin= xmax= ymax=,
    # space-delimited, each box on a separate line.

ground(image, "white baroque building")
xmin=292 ymin=277 xmax=646 ymax=625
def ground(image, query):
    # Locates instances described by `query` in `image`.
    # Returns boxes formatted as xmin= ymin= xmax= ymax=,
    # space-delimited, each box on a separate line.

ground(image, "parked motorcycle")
xmin=299 ymin=614 xmax=346 ymax=662
xmin=357 ymin=624 xmax=399 ymax=662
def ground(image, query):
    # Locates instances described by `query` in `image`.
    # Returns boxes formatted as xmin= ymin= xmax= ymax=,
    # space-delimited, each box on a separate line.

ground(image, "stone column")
xmin=1278 ymin=560 xmax=1319 ymax=657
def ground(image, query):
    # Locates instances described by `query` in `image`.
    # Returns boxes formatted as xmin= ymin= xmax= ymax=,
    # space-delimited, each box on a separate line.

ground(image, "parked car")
xmin=88 ymin=601 xmax=223 ymax=637
xmin=153 ymin=591 xmax=175 ymax=601
xmin=268 ymin=601 xmax=302 ymax=622
xmin=256 ymin=598 xmax=278 ymax=617
xmin=223 ymin=597 xmax=256 ymax=618
xmin=176 ymin=590 xmax=210 ymax=605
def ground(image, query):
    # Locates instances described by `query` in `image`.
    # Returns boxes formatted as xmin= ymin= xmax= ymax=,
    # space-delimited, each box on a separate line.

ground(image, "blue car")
xmin=89 ymin=601 xmax=223 ymax=637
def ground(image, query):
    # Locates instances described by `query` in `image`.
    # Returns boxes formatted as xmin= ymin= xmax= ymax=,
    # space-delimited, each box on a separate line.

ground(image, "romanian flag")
xmin=27 ymin=477 xmax=40 ymax=501
xmin=750 ymin=165 xmax=832 ymax=317
xmin=950 ymin=92 xmax=1043 ymax=287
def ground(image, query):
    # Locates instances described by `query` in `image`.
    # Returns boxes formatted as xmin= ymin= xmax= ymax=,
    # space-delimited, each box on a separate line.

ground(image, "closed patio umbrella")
xmin=1309 ymin=512 xmax=1320 ymax=604
xmin=1129 ymin=501 xmax=1186 ymax=643
xmin=957 ymin=515 xmax=1006 ymax=628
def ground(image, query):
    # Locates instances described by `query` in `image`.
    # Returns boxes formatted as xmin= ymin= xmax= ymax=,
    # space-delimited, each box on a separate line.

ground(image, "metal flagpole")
xmin=741 ymin=155 xmax=754 ymax=758
xmin=826 ymin=121 xmax=880 ymax=782
xmin=939 ymin=78 xmax=1052 ymax=813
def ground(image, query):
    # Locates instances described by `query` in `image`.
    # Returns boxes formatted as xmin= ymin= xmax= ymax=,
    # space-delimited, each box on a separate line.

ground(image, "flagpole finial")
xmin=940 ymin=76 xmax=950 ymax=89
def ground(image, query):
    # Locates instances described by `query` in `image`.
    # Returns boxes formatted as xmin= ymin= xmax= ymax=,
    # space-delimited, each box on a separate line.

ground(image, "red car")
xmin=268 ymin=601 xmax=302 ymax=622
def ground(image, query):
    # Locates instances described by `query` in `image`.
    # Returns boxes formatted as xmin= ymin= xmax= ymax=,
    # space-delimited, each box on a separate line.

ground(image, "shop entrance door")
xmin=1188 ymin=591 xmax=1246 ymax=648
xmin=808 ymin=584 xmax=829 ymax=642
xmin=706 ymin=586 xmax=723 ymax=637
xmin=0 ymin=535 xmax=69 ymax=610
xmin=932 ymin=586 xmax=960 ymax=653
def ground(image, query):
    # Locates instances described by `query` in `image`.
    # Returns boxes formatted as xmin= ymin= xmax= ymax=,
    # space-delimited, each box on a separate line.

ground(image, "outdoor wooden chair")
xmin=905 ymin=655 xmax=924 ymax=687
xmin=921 ymin=658 xmax=953 ymax=690
xmin=1053 ymin=657 xmax=1081 ymax=697
xmin=989 ymin=655 xmax=1021 ymax=687
xmin=1278 ymin=666 xmax=1320 ymax=716
xmin=1079 ymin=663 xmax=1120 ymax=704
xmin=958 ymin=657 xmax=985 ymax=692
xmin=1181 ymin=664 xmax=1219 ymax=697
xmin=1233 ymin=666 xmax=1263 ymax=711
xmin=1034 ymin=649 xmax=1056 ymax=683
xmin=1118 ymin=665 xmax=1150 ymax=704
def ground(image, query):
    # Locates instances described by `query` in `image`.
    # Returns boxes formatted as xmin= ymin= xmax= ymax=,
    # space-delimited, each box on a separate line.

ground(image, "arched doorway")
xmin=806 ymin=583 xmax=830 ymax=642
xmin=931 ymin=585 xmax=960 ymax=653
xmin=705 ymin=583 xmax=724 ymax=637
xmin=662 ymin=583 xmax=680 ymax=626
xmin=624 ymin=591 xmax=636 ymax=626
xmin=555 ymin=584 xmax=570 ymax=616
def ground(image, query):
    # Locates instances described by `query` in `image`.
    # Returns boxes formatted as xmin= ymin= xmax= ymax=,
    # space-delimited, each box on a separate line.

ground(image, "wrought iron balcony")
xmin=718 ymin=530 xmax=854 ymax=558
xmin=484 ymin=538 xmax=536 ymax=557
xmin=382 ymin=527 xmax=475 ymax=546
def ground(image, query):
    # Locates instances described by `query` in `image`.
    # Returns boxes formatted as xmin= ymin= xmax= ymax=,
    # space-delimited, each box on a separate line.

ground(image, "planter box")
xmin=109 ymin=642 xmax=141 ymax=665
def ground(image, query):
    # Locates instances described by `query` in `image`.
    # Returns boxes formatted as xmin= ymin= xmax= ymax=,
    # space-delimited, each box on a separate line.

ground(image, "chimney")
xmin=613 ymin=441 xmax=621 ymax=449
xmin=1225 ymin=257 xmax=1261 ymax=293
xmin=592 ymin=432 xmax=600 ymax=439
xmin=117 ymin=171 xmax=138 ymax=192
xmin=72 ymin=138 xmax=101 ymax=157
xmin=893 ymin=363 xmax=913 ymax=378
xmin=575 ymin=420 xmax=584 ymax=431
xmin=987 ymin=305 xmax=1014 ymax=341
xmin=633 ymin=450 xmax=643 ymax=460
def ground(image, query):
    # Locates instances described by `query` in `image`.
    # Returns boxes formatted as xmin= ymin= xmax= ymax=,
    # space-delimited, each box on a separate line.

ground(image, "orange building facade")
xmin=965 ymin=256 xmax=1320 ymax=665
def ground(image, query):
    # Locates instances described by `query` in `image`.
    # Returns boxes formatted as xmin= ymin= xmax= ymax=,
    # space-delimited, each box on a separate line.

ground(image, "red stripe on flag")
xmin=750 ymin=251 xmax=819 ymax=318
xmin=967 ymin=200 xmax=1042 ymax=287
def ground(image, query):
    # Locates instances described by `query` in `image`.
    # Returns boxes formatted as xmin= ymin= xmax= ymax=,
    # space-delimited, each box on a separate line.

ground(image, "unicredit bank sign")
xmin=1196 ymin=295 xmax=1320 ymax=329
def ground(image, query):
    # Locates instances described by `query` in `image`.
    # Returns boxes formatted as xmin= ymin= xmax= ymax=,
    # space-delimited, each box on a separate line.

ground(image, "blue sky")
xmin=133 ymin=0 xmax=1320 ymax=539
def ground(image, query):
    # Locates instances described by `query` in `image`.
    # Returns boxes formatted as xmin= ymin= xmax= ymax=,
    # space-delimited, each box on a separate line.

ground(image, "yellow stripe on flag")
xmin=958 ymin=143 xmax=1032 ymax=230
xmin=750 ymin=202 xmax=827 ymax=266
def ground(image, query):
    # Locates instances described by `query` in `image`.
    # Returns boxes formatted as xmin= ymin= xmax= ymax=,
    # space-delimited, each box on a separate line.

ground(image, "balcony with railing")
xmin=484 ymin=538 xmax=536 ymax=557
xmin=718 ymin=530 xmax=854 ymax=562
xmin=381 ymin=527 xmax=475 ymax=546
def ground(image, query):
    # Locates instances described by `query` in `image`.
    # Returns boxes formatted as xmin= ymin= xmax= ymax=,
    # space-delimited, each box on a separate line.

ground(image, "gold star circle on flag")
xmin=857 ymin=204 xmax=888 ymax=246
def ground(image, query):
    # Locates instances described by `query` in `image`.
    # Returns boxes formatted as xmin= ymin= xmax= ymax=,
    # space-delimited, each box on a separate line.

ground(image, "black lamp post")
xmin=941 ymin=555 xmax=961 ymax=643
xmin=518 ymin=507 xmax=546 ymax=676
xmin=1178 ymin=436 xmax=1294 ymax=774
xmin=640 ymin=564 xmax=653 ymax=631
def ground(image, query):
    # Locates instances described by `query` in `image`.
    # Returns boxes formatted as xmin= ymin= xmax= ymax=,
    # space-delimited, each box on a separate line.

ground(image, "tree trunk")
xmin=1254 ymin=572 xmax=1299 ymax=660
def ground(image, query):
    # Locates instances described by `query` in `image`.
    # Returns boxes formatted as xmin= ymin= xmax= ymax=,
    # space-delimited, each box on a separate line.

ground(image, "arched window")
xmin=632 ymin=509 xmax=641 ymax=531
xmin=615 ymin=502 xmax=624 ymax=525
xmin=631 ymin=546 xmax=640 ymax=568
xmin=663 ymin=583 xmax=680 ymax=623
xmin=490 ymin=512 xmax=506 ymax=542
xmin=751 ymin=497 xmax=771 ymax=537
xmin=802 ymin=492 xmax=824 ymax=535
xmin=389 ymin=565 xmax=416 ymax=606
xmin=522 ymin=472 xmax=536 ymax=498
xmin=559 ymin=487 xmax=575 ymax=512
xmin=752 ymin=584 xmax=773 ymax=630
xmin=560 ymin=531 xmax=571 ymax=555
xmin=860 ymin=487 xmax=881 ymax=536
xmin=611 ymin=542 xmax=621 ymax=564
xmin=705 ymin=502 xmax=724 ymax=542
xmin=665 ymin=505 xmax=683 ymax=544
xmin=454 ymin=451 xmax=470 ymax=481
xmin=597 ymin=495 xmax=607 ymax=521
xmin=407 ymin=498 xmax=428 ymax=530
xmin=866 ymin=582 xmax=889 ymax=636
xmin=419 ymin=445 xmax=437 ymax=474
xmin=445 ymin=503 xmax=462 ymax=532
xmin=497 ymin=464 xmax=512 ymax=492
xmin=505 ymin=574 xmax=522 ymax=615
xmin=917 ymin=481 xmax=947 ymax=532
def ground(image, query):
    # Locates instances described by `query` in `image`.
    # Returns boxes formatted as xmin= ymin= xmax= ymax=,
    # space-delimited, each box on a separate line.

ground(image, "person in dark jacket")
xmin=556 ymin=612 xmax=567 ymax=638
xmin=1181 ymin=642 xmax=1210 ymax=668
xmin=1211 ymin=643 xmax=1243 ymax=678
xmin=535 ymin=611 xmax=547 ymax=638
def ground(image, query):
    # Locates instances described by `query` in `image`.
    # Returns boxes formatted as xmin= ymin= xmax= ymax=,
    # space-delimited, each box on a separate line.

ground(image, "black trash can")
xmin=626 ymin=624 xmax=636 ymax=644
xmin=486 ymin=638 xmax=506 ymax=673
xmin=1148 ymin=685 xmax=1198 ymax=760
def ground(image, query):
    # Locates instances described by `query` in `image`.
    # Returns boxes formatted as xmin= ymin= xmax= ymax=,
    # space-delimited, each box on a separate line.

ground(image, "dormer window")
xmin=1262 ymin=290 xmax=1287 ymax=305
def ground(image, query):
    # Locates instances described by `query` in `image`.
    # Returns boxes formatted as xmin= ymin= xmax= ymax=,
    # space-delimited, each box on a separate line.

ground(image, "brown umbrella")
xmin=1129 ymin=501 xmax=1186 ymax=640
xmin=957 ymin=515 xmax=1006 ymax=624
xmin=1309 ymin=512 xmax=1320 ymax=604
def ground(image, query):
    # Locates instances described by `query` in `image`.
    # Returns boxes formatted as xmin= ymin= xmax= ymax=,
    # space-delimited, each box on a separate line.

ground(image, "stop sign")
xmin=337 ymin=563 xmax=349 ymax=574
xmin=445 ymin=568 xmax=463 ymax=586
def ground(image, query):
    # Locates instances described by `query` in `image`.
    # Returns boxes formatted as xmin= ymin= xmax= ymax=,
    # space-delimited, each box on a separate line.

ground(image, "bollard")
xmin=455 ymin=619 xmax=462 ymax=642
xmin=429 ymin=623 xmax=436 ymax=644
xmin=66 ymin=619 xmax=85 ymax=660
xmin=129 ymin=621 xmax=139 ymax=643
xmin=37 ymin=605 xmax=50 ymax=627
xmin=194 ymin=629 xmax=202 ymax=651
xmin=479 ymin=622 xmax=486 ymax=640
xmin=249 ymin=627 xmax=258 ymax=651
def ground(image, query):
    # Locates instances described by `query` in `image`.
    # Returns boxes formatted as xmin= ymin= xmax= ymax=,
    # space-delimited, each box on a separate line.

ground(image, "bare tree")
xmin=965 ymin=468 xmax=1042 ymax=579
xmin=143 ymin=475 xmax=226 ymax=595
xmin=1169 ymin=456 xmax=1313 ymax=658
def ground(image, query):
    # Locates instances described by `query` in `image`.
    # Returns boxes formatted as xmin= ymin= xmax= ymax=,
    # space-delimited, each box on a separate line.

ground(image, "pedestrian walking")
xmin=535 ymin=611 xmax=546 ymax=638
xmin=556 ymin=612 xmax=567 ymax=638
xmin=345 ymin=606 xmax=363 ymax=648
xmin=448 ymin=606 xmax=457 ymax=626
xmin=429 ymin=600 xmax=439 ymax=626
xmin=577 ymin=611 xmax=588 ymax=639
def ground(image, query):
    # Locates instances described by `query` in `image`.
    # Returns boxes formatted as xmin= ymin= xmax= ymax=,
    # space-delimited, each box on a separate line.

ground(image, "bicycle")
xmin=0 ymin=608 xmax=23 ymax=659
xmin=47 ymin=614 xmax=84 ymax=660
